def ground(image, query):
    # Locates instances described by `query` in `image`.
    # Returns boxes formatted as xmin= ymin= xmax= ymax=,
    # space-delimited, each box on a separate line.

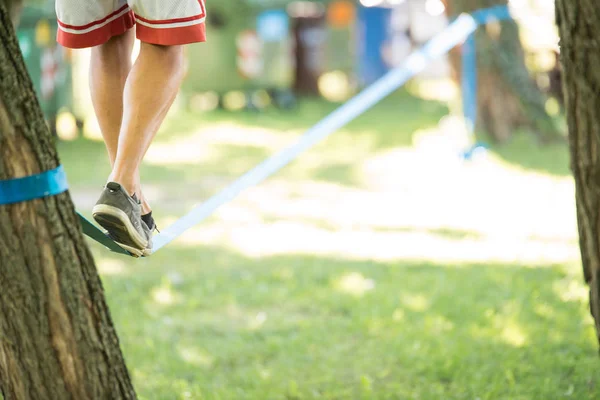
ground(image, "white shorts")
xmin=56 ymin=0 xmax=206 ymax=49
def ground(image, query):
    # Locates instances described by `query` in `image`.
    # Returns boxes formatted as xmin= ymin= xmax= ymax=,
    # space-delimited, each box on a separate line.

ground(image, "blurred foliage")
xmin=245 ymin=0 xmax=333 ymax=8
xmin=208 ymin=0 xmax=334 ymax=21
xmin=23 ymin=0 xmax=46 ymax=6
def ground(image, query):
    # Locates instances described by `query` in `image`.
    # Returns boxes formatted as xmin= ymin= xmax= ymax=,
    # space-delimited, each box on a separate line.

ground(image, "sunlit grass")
xmin=481 ymin=129 xmax=571 ymax=177
xmin=94 ymin=249 xmax=597 ymax=400
xmin=55 ymin=91 xmax=598 ymax=399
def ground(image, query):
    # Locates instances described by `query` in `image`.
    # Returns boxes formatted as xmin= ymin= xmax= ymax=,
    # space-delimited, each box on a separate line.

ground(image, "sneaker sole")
xmin=114 ymin=242 xmax=144 ymax=258
xmin=117 ymin=241 xmax=152 ymax=258
xmin=92 ymin=204 xmax=148 ymax=251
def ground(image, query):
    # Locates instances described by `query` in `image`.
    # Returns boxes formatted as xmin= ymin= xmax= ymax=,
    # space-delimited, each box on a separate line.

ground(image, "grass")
xmin=484 ymin=130 xmax=571 ymax=177
xmin=55 ymin=90 xmax=599 ymax=399
xmin=100 ymin=250 xmax=597 ymax=400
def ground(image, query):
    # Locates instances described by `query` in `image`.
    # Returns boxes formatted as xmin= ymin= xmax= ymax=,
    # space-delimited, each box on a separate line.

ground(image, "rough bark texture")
xmin=443 ymin=0 xmax=561 ymax=143
xmin=0 ymin=2 xmax=138 ymax=398
xmin=556 ymin=0 xmax=600 ymax=348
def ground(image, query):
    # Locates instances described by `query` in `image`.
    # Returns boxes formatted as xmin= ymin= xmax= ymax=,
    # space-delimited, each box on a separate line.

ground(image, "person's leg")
xmin=92 ymin=43 xmax=185 ymax=256
xmin=93 ymin=0 xmax=207 ymax=256
xmin=89 ymin=30 xmax=154 ymax=217
xmin=89 ymin=29 xmax=134 ymax=166
xmin=110 ymin=0 xmax=207 ymax=201
xmin=108 ymin=42 xmax=185 ymax=201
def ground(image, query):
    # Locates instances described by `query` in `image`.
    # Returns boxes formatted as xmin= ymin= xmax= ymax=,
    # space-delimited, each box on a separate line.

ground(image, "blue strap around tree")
xmin=462 ymin=32 xmax=477 ymax=134
xmin=460 ymin=5 xmax=513 ymax=158
xmin=0 ymin=165 xmax=69 ymax=205
xmin=462 ymin=5 xmax=513 ymax=128
xmin=471 ymin=5 xmax=511 ymax=25
xmin=0 ymin=165 xmax=131 ymax=255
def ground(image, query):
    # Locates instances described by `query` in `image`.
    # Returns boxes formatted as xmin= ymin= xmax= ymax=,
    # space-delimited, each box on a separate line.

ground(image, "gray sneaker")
xmin=92 ymin=182 xmax=153 ymax=257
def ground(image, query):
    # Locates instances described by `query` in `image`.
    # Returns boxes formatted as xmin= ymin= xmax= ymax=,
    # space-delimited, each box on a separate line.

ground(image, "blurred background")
xmin=16 ymin=0 xmax=600 ymax=399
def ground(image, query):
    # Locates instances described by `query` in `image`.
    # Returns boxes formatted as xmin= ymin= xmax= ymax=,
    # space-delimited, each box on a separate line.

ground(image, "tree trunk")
xmin=292 ymin=15 xmax=327 ymax=95
xmin=556 ymin=0 xmax=600 ymax=348
xmin=443 ymin=0 xmax=561 ymax=143
xmin=0 ymin=2 xmax=138 ymax=398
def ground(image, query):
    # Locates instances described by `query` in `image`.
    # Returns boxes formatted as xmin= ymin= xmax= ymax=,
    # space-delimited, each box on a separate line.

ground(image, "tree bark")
xmin=556 ymin=0 xmax=600 ymax=348
xmin=0 ymin=2 xmax=138 ymax=398
xmin=443 ymin=0 xmax=561 ymax=143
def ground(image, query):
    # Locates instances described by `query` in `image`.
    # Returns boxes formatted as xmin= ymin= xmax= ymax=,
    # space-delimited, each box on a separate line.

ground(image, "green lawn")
xmin=56 ymin=91 xmax=597 ymax=399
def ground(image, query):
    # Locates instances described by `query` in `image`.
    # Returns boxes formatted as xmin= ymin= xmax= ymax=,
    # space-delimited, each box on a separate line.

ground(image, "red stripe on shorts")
xmin=57 ymin=5 xmax=130 ymax=31
xmin=136 ymin=21 xmax=207 ymax=46
xmin=135 ymin=13 xmax=205 ymax=25
xmin=57 ymin=10 xmax=135 ymax=49
xmin=134 ymin=0 xmax=206 ymax=26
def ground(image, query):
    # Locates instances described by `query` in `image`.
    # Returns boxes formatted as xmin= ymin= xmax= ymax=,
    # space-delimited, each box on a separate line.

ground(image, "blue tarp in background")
xmin=356 ymin=5 xmax=392 ymax=86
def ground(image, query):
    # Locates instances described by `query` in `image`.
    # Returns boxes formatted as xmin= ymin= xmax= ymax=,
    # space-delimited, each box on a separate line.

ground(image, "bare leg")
xmin=89 ymin=30 xmax=134 ymax=166
xmin=89 ymin=30 xmax=153 ymax=214
xmin=109 ymin=43 xmax=185 ymax=212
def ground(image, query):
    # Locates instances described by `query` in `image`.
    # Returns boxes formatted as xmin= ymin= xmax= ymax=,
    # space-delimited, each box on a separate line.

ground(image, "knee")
xmin=142 ymin=43 xmax=186 ymax=78
xmin=93 ymin=31 xmax=133 ymax=61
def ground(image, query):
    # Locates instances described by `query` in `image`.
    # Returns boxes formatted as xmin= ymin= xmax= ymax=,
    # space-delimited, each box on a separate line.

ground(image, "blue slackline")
xmin=77 ymin=212 xmax=131 ymax=255
xmin=1 ymin=6 xmax=513 ymax=256
xmin=152 ymin=12 xmax=481 ymax=251
xmin=155 ymin=6 xmax=514 ymax=250
xmin=0 ymin=165 xmax=131 ymax=254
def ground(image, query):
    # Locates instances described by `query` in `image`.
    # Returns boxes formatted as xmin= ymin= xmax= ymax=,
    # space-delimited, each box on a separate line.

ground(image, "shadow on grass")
xmin=163 ymin=89 xmax=449 ymax=151
xmin=94 ymin=244 xmax=598 ymax=400
xmin=58 ymin=138 xmax=272 ymax=188
xmin=311 ymin=162 xmax=358 ymax=186
xmin=480 ymin=131 xmax=571 ymax=178
xmin=370 ymin=225 xmax=485 ymax=240
xmin=261 ymin=215 xmax=486 ymax=241
xmin=59 ymin=129 xmax=368 ymax=191
xmin=59 ymin=90 xmax=449 ymax=193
